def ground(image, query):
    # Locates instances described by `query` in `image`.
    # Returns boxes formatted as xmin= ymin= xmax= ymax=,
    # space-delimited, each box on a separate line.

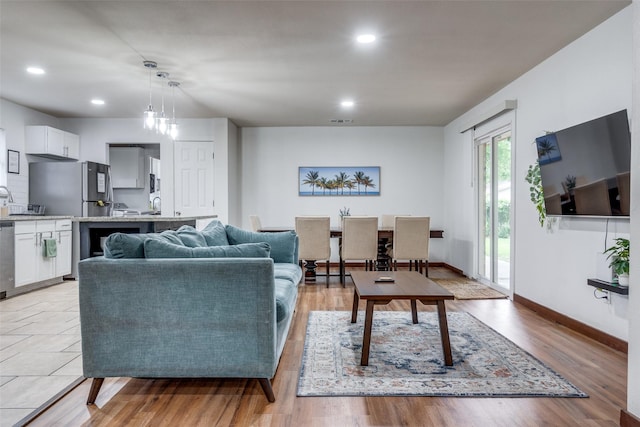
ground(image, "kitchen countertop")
xmin=75 ymin=215 xmax=217 ymax=222
xmin=4 ymin=215 xmax=217 ymax=222
xmin=4 ymin=215 xmax=73 ymax=221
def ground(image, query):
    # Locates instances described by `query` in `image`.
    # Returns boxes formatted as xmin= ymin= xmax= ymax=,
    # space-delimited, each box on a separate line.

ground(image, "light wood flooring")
xmin=26 ymin=267 xmax=627 ymax=426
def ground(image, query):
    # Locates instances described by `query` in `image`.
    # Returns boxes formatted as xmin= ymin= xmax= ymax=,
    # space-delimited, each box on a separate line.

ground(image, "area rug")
xmin=431 ymin=278 xmax=508 ymax=300
xmin=297 ymin=311 xmax=587 ymax=398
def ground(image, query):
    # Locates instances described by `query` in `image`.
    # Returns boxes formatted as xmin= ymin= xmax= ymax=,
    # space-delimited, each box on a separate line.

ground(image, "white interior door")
xmin=173 ymin=141 xmax=215 ymax=217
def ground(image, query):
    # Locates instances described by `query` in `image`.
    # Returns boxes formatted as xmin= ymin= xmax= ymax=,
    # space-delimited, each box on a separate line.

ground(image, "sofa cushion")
xmin=274 ymin=263 xmax=303 ymax=285
xmin=201 ymin=220 xmax=230 ymax=246
xmin=104 ymin=230 xmax=182 ymax=258
xmin=144 ymin=239 xmax=271 ymax=259
xmin=225 ymin=225 xmax=297 ymax=264
xmin=274 ymin=278 xmax=298 ymax=323
xmin=175 ymin=225 xmax=208 ymax=247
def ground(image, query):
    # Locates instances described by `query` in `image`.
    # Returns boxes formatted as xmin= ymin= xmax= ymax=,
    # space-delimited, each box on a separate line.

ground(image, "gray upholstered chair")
xmin=295 ymin=216 xmax=331 ymax=286
xmin=340 ymin=216 xmax=379 ymax=286
xmin=391 ymin=216 xmax=431 ymax=276
xmin=249 ymin=214 xmax=262 ymax=232
xmin=573 ymin=179 xmax=612 ymax=216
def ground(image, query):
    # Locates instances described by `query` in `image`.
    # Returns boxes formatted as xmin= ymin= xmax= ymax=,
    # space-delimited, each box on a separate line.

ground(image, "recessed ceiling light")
xmin=356 ymin=34 xmax=376 ymax=44
xmin=91 ymin=99 xmax=105 ymax=105
xmin=26 ymin=66 xmax=45 ymax=75
xmin=341 ymin=100 xmax=355 ymax=108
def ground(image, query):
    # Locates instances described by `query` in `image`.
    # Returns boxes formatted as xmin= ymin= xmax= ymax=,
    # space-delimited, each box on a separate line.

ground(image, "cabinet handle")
xmin=58 ymin=231 xmax=62 ymax=243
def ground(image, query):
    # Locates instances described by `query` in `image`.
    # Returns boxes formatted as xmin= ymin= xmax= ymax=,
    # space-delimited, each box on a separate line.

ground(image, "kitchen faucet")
xmin=0 ymin=186 xmax=14 ymax=203
xmin=152 ymin=196 xmax=161 ymax=211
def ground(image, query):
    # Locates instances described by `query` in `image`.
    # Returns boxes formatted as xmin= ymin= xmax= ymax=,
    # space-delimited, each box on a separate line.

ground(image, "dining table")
xmin=257 ymin=226 xmax=444 ymax=281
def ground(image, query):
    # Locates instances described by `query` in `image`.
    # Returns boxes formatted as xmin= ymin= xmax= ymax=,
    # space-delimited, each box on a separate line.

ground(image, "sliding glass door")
xmin=476 ymin=127 xmax=512 ymax=290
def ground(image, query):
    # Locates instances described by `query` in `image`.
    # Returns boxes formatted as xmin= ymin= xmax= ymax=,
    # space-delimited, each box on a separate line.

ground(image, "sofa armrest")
xmin=79 ymin=257 xmax=278 ymax=379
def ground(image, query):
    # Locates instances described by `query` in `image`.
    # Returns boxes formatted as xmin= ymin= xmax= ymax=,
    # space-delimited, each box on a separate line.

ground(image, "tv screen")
xmin=536 ymin=109 xmax=631 ymax=217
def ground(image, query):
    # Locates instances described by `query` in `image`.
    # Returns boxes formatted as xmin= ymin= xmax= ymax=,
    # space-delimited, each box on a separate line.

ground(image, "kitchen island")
xmin=73 ymin=215 xmax=218 ymax=276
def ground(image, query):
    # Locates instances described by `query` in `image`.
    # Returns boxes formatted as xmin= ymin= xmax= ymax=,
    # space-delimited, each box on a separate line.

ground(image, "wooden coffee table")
xmin=350 ymin=271 xmax=455 ymax=366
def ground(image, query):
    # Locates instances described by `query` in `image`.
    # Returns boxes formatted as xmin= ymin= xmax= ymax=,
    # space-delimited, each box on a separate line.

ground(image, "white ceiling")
xmin=0 ymin=0 xmax=630 ymax=127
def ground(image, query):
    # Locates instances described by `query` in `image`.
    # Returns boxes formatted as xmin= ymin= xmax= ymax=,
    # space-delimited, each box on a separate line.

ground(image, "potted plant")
xmin=604 ymin=238 xmax=630 ymax=286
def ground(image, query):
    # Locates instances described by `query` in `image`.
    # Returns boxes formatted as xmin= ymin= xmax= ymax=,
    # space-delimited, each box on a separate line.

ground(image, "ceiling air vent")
xmin=330 ymin=119 xmax=354 ymax=124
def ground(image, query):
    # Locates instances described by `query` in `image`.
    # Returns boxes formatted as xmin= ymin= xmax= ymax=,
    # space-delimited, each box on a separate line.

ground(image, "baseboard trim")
xmin=513 ymin=294 xmax=628 ymax=354
xmin=621 ymin=409 xmax=640 ymax=427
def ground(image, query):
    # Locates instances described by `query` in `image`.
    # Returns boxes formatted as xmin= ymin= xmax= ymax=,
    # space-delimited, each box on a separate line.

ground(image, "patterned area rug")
xmin=297 ymin=311 xmax=587 ymax=398
xmin=431 ymin=278 xmax=508 ymax=300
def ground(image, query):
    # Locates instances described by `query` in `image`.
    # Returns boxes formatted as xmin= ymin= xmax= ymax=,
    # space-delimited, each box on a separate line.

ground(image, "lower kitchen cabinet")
xmin=55 ymin=220 xmax=72 ymax=276
xmin=14 ymin=219 xmax=72 ymax=287
xmin=14 ymin=222 xmax=37 ymax=287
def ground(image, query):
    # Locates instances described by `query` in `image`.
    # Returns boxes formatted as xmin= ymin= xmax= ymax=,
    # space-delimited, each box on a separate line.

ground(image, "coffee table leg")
xmin=411 ymin=299 xmax=418 ymax=324
xmin=361 ymin=300 xmax=375 ymax=366
xmin=436 ymin=300 xmax=453 ymax=366
xmin=351 ymin=289 xmax=360 ymax=323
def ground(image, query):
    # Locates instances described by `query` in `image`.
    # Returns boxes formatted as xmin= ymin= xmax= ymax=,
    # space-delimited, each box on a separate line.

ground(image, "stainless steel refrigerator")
xmin=29 ymin=161 xmax=114 ymax=216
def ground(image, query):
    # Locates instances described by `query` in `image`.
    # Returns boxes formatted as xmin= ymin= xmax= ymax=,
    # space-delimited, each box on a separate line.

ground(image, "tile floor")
xmin=0 ymin=281 xmax=83 ymax=427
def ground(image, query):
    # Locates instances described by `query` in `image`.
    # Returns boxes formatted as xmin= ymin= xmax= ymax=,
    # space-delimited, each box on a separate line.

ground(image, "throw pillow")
xmin=144 ymin=239 xmax=271 ymax=259
xmin=224 ymin=225 xmax=297 ymax=264
xmin=201 ymin=220 xmax=230 ymax=246
xmin=175 ymin=225 xmax=208 ymax=247
xmin=104 ymin=230 xmax=182 ymax=258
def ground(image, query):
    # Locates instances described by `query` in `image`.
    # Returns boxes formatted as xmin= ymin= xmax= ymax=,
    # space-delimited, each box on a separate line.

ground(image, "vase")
xmin=617 ymin=273 xmax=629 ymax=287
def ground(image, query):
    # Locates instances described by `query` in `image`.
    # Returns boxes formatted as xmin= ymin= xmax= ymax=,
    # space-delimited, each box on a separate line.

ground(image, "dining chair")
xmin=340 ymin=216 xmax=379 ymax=286
xmin=573 ymin=179 xmax=612 ymax=216
xmin=295 ymin=216 xmax=331 ymax=286
xmin=249 ymin=215 xmax=262 ymax=232
xmin=380 ymin=214 xmax=410 ymax=256
xmin=391 ymin=216 xmax=431 ymax=276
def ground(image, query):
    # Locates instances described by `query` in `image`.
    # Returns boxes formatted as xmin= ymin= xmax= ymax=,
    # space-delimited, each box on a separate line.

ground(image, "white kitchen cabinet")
xmin=25 ymin=126 xmax=79 ymax=160
xmin=55 ymin=220 xmax=72 ymax=276
xmin=63 ymin=132 xmax=80 ymax=159
xmin=110 ymin=147 xmax=145 ymax=188
xmin=14 ymin=220 xmax=71 ymax=287
xmin=14 ymin=222 xmax=37 ymax=287
xmin=35 ymin=221 xmax=56 ymax=282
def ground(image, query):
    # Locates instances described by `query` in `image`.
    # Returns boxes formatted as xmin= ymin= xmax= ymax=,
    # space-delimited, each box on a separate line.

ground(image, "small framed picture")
xmin=8 ymin=150 xmax=19 ymax=174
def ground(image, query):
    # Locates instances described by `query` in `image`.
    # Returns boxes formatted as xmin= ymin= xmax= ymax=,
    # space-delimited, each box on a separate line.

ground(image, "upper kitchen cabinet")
xmin=25 ymin=125 xmax=79 ymax=160
xmin=110 ymin=147 xmax=145 ymax=188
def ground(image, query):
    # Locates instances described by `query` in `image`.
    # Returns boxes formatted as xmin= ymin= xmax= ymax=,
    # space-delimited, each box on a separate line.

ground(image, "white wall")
xmin=444 ymin=7 xmax=632 ymax=340
xmin=0 ymin=99 xmax=62 ymax=205
xmin=240 ymin=126 xmax=445 ymax=262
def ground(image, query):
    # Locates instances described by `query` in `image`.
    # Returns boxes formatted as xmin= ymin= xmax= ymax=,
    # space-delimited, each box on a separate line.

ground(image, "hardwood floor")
xmin=27 ymin=268 xmax=627 ymax=426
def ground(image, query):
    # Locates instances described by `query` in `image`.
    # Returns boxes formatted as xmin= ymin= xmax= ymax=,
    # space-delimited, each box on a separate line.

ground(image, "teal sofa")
xmin=78 ymin=220 xmax=302 ymax=403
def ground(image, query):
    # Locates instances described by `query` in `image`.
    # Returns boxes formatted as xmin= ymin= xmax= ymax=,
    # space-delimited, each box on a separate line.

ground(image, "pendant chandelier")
xmin=142 ymin=60 xmax=157 ymax=130
xmin=142 ymin=60 xmax=180 ymax=139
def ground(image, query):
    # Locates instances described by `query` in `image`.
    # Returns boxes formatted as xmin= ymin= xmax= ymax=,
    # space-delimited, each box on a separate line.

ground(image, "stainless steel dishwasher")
xmin=0 ymin=221 xmax=15 ymax=299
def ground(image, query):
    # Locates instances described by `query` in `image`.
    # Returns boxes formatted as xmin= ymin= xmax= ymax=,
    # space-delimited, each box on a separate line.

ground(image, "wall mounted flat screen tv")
xmin=536 ymin=109 xmax=631 ymax=218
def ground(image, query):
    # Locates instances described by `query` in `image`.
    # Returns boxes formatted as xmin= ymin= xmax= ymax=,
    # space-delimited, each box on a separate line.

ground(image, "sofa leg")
xmin=87 ymin=377 xmax=105 ymax=405
xmin=258 ymin=378 xmax=275 ymax=402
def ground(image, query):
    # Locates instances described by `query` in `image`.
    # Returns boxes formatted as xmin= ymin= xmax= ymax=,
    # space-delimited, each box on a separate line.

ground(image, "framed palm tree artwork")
xmin=535 ymin=133 xmax=562 ymax=165
xmin=299 ymin=166 xmax=380 ymax=196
